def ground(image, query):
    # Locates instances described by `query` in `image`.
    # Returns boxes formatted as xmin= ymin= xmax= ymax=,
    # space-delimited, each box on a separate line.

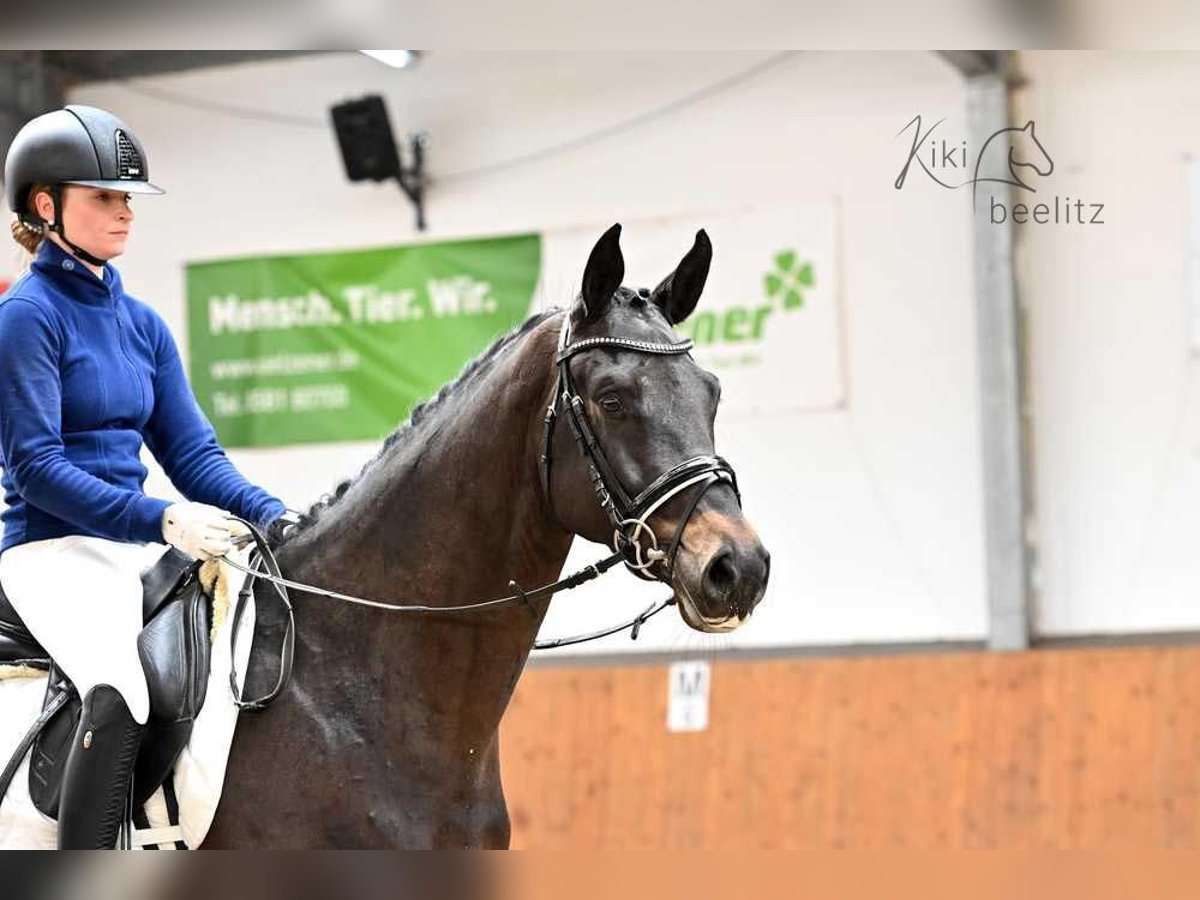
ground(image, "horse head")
xmin=546 ymin=223 xmax=770 ymax=632
xmin=1008 ymin=120 xmax=1054 ymax=184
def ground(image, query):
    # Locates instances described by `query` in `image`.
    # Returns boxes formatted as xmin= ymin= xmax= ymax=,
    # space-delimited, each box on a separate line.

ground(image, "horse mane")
xmin=282 ymin=307 xmax=562 ymax=541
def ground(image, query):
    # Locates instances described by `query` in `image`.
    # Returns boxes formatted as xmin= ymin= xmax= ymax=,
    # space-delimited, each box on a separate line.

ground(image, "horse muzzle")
xmin=671 ymin=517 xmax=770 ymax=633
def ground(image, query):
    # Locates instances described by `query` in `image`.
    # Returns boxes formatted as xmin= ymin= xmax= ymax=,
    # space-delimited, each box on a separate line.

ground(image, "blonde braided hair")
xmin=8 ymin=183 xmax=53 ymax=255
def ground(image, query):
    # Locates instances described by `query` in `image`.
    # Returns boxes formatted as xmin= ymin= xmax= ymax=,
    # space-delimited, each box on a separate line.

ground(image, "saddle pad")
xmin=0 ymin=547 xmax=255 ymax=850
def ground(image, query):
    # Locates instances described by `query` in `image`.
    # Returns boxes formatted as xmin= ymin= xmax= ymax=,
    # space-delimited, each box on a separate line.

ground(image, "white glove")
xmin=162 ymin=502 xmax=236 ymax=560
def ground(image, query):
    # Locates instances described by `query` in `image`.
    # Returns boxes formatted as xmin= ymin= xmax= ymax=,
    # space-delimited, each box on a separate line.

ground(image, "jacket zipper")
xmin=111 ymin=293 xmax=148 ymax=422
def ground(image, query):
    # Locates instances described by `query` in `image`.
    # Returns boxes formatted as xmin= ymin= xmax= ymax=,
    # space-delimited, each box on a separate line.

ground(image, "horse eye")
xmin=599 ymin=396 xmax=623 ymax=414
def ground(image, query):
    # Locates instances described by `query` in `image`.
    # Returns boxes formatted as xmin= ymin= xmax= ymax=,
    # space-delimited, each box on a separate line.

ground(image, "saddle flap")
xmin=138 ymin=576 xmax=212 ymax=724
xmin=28 ymin=665 xmax=80 ymax=819
xmin=142 ymin=547 xmax=201 ymax=624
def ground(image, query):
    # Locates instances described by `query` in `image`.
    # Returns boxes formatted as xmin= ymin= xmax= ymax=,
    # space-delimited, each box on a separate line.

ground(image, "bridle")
xmin=540 ymin=309 xmax=741 ymax=580
xmin=221 ymin=308 xmax=742 ymax=710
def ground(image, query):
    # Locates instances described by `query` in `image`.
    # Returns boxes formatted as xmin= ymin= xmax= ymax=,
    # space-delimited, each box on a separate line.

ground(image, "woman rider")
xmin=0 ymin=105 xmax=290 ymax=848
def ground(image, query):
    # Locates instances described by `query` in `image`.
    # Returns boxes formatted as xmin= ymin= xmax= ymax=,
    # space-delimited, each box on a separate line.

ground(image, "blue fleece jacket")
xmin=0 ymin=240 xmax=286 ymax=553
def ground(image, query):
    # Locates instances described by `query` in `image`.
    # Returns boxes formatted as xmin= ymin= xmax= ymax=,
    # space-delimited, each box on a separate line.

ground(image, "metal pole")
xmin=966 ymin=67 xmax=1032 ymax=650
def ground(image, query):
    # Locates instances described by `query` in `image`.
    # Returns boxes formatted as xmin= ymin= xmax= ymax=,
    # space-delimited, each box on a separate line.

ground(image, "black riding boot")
xmin=57 ymin=684 xmax=145 ymax=849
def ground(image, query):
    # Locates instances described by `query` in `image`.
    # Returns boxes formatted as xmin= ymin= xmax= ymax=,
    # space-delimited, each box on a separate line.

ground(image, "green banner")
xmin=186 ymin=234 xmax=541 ymax=447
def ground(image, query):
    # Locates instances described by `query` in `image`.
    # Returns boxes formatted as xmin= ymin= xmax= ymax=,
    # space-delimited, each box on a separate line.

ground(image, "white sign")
xmin=666 ymin=660 xmax=711 ymax=733
xmin=540 ymin=205 xmax=844 ymax=415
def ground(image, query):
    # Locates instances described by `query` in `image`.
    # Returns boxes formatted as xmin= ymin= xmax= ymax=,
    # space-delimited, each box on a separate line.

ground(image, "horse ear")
xmin=578 ymin=223 xmax=625 ymax=322
xmin=651 ymin=229 xmax=712 ymax=325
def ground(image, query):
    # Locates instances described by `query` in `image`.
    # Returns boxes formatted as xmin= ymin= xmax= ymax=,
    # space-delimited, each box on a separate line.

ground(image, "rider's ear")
xmin=651 ymin=229 xmax=712 ymax=325
xmin=577 ymin=223 xmax=625 ymax=323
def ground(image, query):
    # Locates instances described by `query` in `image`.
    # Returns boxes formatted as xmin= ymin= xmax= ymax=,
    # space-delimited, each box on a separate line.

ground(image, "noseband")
xmin=540 ymin=311 xmax=741 ymax=581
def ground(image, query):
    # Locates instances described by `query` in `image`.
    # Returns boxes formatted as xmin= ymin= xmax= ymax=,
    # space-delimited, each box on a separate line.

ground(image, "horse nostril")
xmin=703 ymin=549 xmax=738 ymax=597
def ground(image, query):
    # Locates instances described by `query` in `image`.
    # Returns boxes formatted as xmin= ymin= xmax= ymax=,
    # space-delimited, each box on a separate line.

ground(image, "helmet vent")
xmin=115 ymin=130 xmax=144 ymax=179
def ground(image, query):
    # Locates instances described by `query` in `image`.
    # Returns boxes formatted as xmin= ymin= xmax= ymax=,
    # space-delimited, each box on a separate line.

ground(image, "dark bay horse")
xmin=204 ymin=224 xmax=770 ymax=848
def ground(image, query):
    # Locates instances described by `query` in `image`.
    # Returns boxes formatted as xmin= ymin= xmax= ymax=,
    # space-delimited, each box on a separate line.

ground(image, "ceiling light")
xmin=360 ymin=50 xmax=419 ymax=69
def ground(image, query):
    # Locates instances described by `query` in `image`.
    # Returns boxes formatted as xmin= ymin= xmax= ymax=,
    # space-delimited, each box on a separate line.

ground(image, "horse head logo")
xmin=971 ymin=119 xmax=1054 ymax=206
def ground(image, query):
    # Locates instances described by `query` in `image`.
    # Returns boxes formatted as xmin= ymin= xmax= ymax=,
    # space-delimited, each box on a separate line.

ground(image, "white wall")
xmin=62 ymin=51 xmax=985 ymax=651
xmin=1020 ymin=52 xmax=1200 ymax=636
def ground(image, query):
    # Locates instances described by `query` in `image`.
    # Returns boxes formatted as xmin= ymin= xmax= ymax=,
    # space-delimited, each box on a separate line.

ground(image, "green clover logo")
xmin=763 ymin=249 xmax=813 ymax=311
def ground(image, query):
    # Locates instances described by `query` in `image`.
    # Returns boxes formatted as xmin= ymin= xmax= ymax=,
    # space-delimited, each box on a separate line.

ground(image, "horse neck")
xmin=408 ymin=322 xmax=566 ymax=583
xmin=272 ymin=314 xmax=572 ymax=742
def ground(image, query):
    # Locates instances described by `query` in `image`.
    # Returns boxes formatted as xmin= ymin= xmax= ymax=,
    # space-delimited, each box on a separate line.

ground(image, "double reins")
xmin=222 ymin=519 xmax=655 ymax=710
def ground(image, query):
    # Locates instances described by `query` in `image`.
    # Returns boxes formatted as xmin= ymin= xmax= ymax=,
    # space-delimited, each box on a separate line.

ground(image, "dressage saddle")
xmin=0 ymin=547 xmax=212 ymax=816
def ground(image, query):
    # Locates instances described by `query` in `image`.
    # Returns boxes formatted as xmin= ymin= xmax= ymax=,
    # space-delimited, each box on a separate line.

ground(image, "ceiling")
xmin=41 ymin=51 xmax=329 ymax=84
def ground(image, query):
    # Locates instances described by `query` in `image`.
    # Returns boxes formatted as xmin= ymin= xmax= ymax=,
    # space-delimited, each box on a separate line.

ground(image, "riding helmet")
xmin=4 ymin=104 xmax=164 ymax=225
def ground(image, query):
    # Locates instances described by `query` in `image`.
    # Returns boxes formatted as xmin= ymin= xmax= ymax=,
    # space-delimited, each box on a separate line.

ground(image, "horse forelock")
xmin=574 ymin=285 xmax=677 ymax=341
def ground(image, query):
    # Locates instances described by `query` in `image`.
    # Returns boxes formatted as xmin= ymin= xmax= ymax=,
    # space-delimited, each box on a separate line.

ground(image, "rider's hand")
xmin=161 ymin=502 xmax=235 ymax=560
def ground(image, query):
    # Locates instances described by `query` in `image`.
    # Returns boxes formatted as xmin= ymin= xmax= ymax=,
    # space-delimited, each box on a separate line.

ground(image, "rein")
xmin=221 ymin=520 xmax=648 ymax=710
xmin=223 ymin=310 xmax=741 ymax=710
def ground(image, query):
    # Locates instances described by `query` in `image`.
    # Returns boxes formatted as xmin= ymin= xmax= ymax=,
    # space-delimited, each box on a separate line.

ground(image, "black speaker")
xmin=330 ymin=95 xmax=402 ymax=183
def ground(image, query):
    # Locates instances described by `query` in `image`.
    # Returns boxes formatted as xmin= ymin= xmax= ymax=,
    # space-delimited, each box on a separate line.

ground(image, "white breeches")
xmin=0 ymin=535 xmax=168 ymax=725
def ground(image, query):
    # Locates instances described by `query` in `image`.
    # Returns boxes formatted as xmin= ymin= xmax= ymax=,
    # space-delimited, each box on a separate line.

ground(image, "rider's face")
xmin=34 ymin=184 xmax=134 ymax=262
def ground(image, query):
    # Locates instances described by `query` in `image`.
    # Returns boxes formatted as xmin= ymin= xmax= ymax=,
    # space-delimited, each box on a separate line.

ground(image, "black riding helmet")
xmin=4 ymin=104 xmax=164 ymax=265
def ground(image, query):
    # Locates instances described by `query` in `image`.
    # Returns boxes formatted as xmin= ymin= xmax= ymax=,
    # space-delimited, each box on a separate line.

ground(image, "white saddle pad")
xmin=0 ymin=548 xmax=255 ymax=850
